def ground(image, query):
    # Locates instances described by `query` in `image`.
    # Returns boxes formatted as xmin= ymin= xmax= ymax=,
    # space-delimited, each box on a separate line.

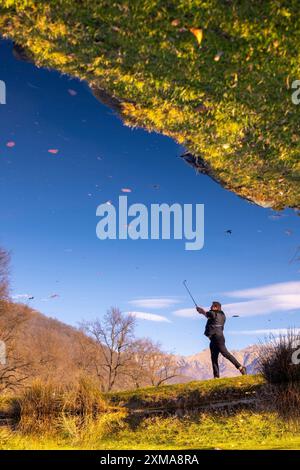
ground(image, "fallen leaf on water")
xmin=230 ymin=73 xmax=238 ymax=88
xmin=68 ymin=88 xmax=77 ymax=96
xmin=268 ymin=213 xmax=283 ymax=220
xmin=6 ymin=141 xmax=15 ymax=148
xmin=190 ymin=27 xmax=203 ymax=46
xmin=214 ymin=51 xmax=223 ymax=61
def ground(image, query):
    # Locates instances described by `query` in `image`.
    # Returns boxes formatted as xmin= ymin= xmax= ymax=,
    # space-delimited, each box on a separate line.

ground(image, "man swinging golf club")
xmin=196 ymin=302 xmax=246 ymax=378
xmin=183 ymin=281 xmax=246 ymax=378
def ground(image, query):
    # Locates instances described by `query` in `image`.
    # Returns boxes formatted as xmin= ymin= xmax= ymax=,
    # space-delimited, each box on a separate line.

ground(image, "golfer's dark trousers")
xmin=209 ymin=334 xmax=242 ymax=378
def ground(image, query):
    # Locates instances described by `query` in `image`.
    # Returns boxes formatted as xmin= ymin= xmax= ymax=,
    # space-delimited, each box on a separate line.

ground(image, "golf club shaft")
xmin=183 ymin=280 xmax=198 ymax=307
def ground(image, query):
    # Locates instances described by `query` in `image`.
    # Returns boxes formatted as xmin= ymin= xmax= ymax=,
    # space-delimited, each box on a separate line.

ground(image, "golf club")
xmin=182 ymin=280 xmax=198 ymax=308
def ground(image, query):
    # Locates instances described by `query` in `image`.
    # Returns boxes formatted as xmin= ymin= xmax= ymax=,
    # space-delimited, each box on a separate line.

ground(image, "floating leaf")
xmin=214 ymin=51 xmax=223 ymax=61
xmin=68 ymin=88 xmax=77 ymax=96
xmin=6 ymin=141 xmax=15 ymax=148
xmin=190 ymin=27 xmax=203 ymax=46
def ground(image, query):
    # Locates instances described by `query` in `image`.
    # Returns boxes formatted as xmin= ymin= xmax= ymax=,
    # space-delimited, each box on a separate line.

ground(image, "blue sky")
xmin=0 ymin=39 xmax=299 ymax=355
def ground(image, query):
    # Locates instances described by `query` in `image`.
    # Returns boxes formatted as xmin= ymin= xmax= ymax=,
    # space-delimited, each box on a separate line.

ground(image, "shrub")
xmin=258 ymin=330 xmax=300 ymax=385
xmin=14 ymin=377 xmax=108 ymax=434
xmin=16 ymin=380 xmax=64 ymax=419
xmin=63 ymin=376 xmax=107 ymax=417
xmin=258 ymin=330 xmax=300 ymax=421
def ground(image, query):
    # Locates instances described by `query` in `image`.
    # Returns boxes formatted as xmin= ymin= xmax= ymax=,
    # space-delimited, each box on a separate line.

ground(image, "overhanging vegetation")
xmin=1 ymin=0 xmax=299 ymax=209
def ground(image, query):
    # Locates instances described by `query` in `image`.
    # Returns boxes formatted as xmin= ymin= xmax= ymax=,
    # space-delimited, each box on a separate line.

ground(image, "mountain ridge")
xmin=175 ymin=344 xmax=259 ymax=381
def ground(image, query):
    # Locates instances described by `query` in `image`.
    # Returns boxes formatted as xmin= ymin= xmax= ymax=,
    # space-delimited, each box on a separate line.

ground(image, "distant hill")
xmin=21 ymin=308 xmax=259 ymax=382
xmin=0 ymin=302 xmax=101 ymax=390
xmin=175 ymin=345 xmax=259 ymax=382
xmin=1 ymin=302 xmax=259 ymax=390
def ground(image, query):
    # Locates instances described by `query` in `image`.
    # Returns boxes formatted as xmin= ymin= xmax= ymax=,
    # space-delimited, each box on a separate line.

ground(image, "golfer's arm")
xmin=196 ymin=307 xmax=207 ymax=317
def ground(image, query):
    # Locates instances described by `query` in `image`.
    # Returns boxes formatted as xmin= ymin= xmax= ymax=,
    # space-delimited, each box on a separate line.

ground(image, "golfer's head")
xmin=211 ymin=301 xmax=221 ymax=311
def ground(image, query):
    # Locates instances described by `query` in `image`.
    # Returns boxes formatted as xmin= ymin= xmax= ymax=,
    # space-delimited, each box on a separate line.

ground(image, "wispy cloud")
xmin=12 ymin=294 xmax=31 ymax=300
xmin=229 ymin=328 xmax=300 ymax=336
xmin=124 ymin=311 xmax=171 ymax=323
xmin=223 ymin=281 xmax=300 ymax=317
xmin=173 ymin=308 xmax=199 ymax=319
xmin=173 ymin=281 xmax=300 ymax=319
xmin=228 ymin=281 xmax=300 ymax=299
xmin=128 ymin=297 xmax=180 ymax=309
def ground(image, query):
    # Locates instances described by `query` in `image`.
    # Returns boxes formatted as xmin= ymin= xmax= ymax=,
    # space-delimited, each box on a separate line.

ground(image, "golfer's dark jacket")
xmin=204 ymin=310 xmax=226 ymax=338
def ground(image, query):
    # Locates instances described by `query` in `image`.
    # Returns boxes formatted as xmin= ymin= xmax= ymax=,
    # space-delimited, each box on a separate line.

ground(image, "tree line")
xmin=0 ymin=248 xmax=180 ymax=393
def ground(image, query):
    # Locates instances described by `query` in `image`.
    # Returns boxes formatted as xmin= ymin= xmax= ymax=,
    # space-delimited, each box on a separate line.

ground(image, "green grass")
xmin=0 ymin=0 xmax=299 ymax=209
xmin=1 ymin=376 xmax=300 ymax=449
xmin=1 ymin=411 xmax=300 ymax=450
xmin=106 ymin=374 xmax=264 ymax=409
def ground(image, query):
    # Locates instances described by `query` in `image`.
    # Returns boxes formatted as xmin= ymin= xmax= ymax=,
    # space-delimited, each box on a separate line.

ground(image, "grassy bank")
xmin=0 ymin=1 xmax=299 ymax=209
xmin=107 ymin=375 xmax=264 ymax=410
xmin=1 ymin=411 xmax=300 ymax=450
xmin=1 ymin=375 xmax=300 ymax=449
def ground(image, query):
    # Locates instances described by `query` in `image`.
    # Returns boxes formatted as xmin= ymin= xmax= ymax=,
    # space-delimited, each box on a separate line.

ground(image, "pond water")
xmin=0 ymin=38 xmax=299 ymax=359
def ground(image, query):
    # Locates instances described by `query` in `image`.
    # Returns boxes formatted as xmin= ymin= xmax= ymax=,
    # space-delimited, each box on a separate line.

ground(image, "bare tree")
xmin=81 ymin=308 xmax=135 ymax=391
xmin=126 ymin=338 xmax=155 ymax=388
xmin=0 ymin=248 xmax=33 ymax=392
xmin=75 ymin=331 xmax=107 ymax=390
xmin=0 ymin=247 xmax=9 ymax=301
xmin=127 ymin=338 xmax=180 ymax=388
xmin=0 ymin=303 xmax=32 ymax=393
xmin=144 ymin=341 xmax=180 ymax=387
xmin=151 ymin=352 xmax=180 ymax=387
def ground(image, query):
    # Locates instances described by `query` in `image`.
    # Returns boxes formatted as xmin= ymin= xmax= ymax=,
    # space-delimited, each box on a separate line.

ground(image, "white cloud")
xmin=128 ymin=297 xmax=180 ymax=309
xmin=172 ymin=281 xmax=300 ymax=320
xmin=124 ymin=311 xmax=171 ymax=323
xmin=228 ymin=281 xmax=300 ymax=299
xmin=12 ymin=294 xmax=31 ymax=300
xmin=172 ymin=308 xmax=199 ymax=319
xmin=223 ymin=281 xmax=300 ymax=317
xmin=229 ymin=328 xmax=300 ymax=336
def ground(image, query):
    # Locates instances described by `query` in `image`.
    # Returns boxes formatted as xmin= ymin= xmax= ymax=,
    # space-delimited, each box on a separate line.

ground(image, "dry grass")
xmin=258 ymin=330 xmax=300 ymax=385
xmin=13 ymin=377 xmax=108 ymax=434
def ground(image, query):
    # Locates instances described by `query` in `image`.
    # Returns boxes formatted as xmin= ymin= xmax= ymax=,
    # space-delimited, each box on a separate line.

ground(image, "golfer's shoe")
xmin=239 ymin=366 xmax=247 ymax=375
